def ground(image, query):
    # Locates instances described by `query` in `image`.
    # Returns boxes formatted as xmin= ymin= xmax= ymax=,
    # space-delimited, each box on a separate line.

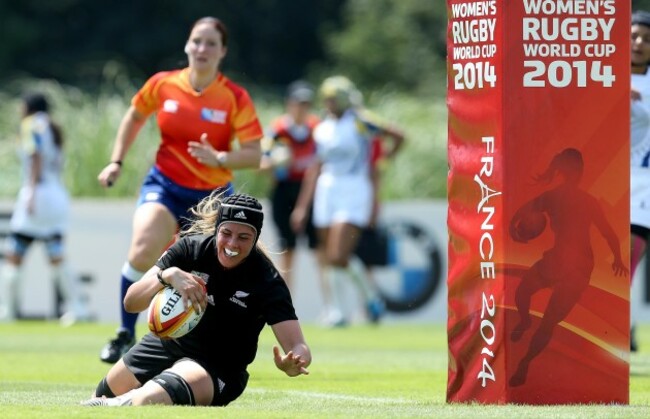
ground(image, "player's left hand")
xmin=188 ymin=133 xmax=223 ymax=167
xmin=273 ymin=346 xmax=309 ymax=377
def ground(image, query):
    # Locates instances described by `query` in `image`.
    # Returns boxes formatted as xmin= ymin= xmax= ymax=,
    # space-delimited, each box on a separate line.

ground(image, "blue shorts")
xmin=137 ymin=167 xmax=233 ymax=230
xmin=5 ymin=232 xmax=64 ymax=259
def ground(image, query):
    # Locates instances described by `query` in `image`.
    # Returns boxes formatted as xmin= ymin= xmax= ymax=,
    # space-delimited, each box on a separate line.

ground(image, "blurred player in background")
xmin=260 ymin=80 xmax=323 ymax=293
xmin=0 ymin=92 xmax=90 ymax=324
xmin=96 ymin=16 xmax=263 ymax=363
xmin=81 ymin=193 xmax=310 ymax=407
xmin=630 ymin=10 xmax=650 ymax=352
xmin=354 ymin=133 xmax=404 ymax=286
xmin=291 ymin=76 xmax=404 ymax=326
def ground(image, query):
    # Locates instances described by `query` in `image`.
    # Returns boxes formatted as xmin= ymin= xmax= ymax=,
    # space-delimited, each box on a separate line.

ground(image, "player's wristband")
xmin=157 ymin=269 xmax=170 ymax=287
xmin=111 ymin=160 xmax=123 ymax=167
xmin=216 ymin=152 xmax=227 ymax=168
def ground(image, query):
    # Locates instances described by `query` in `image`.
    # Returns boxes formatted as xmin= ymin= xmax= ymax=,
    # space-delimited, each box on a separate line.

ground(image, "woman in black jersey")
xmin=82 ymin=193 xmax=311 ymax=407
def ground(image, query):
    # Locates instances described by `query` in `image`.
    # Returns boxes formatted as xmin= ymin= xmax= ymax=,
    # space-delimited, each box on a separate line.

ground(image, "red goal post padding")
xmin=446 ymin=0 xmax=630 ymax=404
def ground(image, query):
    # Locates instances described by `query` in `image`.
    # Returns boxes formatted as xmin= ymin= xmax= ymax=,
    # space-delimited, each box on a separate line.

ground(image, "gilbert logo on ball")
xmin=148 ymin=287 xmax=205 ymax=339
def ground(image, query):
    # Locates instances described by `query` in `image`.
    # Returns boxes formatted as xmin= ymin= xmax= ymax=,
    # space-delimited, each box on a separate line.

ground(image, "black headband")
xmin=216 ymin=203 xmax=264 ymax=241
xmin=633 ymin=10 xmax=650 ymax=28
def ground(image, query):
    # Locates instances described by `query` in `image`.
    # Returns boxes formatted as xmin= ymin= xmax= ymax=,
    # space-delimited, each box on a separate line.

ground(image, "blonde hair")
xmin=181 ymin=190 xmax=224 ymax=237
xmin=181 ymin=190 xmax=274 ymax=259
xmin=320 ymin=75 xmax=363 ymax=109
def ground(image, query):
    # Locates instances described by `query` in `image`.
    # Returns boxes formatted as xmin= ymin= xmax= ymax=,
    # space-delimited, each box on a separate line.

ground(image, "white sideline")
xmin=247 ymin=387 xmax=412 ymax=404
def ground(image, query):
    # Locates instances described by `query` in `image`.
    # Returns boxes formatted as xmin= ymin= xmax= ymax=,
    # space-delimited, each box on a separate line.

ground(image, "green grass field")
xmin=1 ymin=322 xmax=649 ymax=418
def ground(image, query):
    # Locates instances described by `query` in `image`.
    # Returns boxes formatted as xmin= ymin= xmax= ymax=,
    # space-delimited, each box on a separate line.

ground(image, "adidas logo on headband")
xmin=215 ymin=194 xmax=264 ymax=242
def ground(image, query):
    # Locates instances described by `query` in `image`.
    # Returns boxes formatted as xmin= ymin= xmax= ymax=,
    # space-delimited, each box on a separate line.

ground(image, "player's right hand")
xmin=97 ymin=162 xmax=121 ymax=188
xmin=290 ymin=207 xmax=307 ymax=234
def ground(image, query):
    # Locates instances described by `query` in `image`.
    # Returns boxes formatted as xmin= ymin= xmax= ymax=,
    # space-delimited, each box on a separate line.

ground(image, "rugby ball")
xmin=147 ymin=287 xmax=205 ymax=339
xmin=512 ymin=211 xmax=547 ymax=243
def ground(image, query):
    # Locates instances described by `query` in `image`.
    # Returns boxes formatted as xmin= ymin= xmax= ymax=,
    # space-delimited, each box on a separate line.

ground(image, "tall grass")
xmin=0 ymin=78 xmax=447 ymax=200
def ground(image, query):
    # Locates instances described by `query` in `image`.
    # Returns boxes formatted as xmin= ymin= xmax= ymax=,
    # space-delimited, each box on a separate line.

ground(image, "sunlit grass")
xmin=0 ymin=322 xmax=649 ymax=418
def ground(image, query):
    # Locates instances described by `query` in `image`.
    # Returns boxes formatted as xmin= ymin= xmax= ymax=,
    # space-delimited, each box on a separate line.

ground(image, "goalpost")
xmin=446 ymin=0 xmax=630 ymax=404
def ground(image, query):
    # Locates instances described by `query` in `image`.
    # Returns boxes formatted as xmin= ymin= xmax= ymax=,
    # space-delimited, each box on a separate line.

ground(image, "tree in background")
xmin=0 ymin=0 xmax=346 ymax=87
xmin=319 ymin=0 xmax=446 ymax=94
xmin=0 ymin=0 xmax=449 ymax=95
xmin=636 ymin=0 xmax=650 ymax=12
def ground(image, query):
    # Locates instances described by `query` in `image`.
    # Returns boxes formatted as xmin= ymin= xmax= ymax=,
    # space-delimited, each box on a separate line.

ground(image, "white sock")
xmin=52 ymin=263 xmax=89 ymax=320
xmin=112 ymin=389 xmax=134 ymax=406
xmin=0 ymin=263 xmax=20 ymax=320
xmin=121 ymin=262 xmax=146 ymax=282
xmin=327 ymin=267 xmax=348 ymax=321
xmin=348 ymin=255 xmax=378 ymax=302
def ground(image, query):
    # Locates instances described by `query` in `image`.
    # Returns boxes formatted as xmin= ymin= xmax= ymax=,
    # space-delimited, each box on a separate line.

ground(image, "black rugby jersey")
xmin=154 ymin=233 xmax=297 ymax=373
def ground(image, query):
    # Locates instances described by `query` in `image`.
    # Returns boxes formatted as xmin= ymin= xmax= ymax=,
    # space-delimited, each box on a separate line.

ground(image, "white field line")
xmin=248 ymin=388 xmax=412 ymax=405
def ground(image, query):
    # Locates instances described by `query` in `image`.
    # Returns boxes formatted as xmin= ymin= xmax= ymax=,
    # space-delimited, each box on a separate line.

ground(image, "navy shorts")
xmin=123 ymin=333 xmax=249 ymax=406
xmin=5 ymin=232 xmax=64 ymax=259
xmin=137 ymin=166 xmax=233 ymax=230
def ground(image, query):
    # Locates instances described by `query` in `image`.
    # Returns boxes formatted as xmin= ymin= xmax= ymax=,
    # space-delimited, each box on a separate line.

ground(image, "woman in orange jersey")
xmin=96 ymin=16 xmax=263 ymax=364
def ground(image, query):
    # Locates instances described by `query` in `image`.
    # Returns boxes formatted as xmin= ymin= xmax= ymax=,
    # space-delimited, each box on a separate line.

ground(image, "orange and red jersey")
xmin=133 ymin=68 xmax=263 ymax=189
xmin=268 ymin=114 xmax=320 ymax=182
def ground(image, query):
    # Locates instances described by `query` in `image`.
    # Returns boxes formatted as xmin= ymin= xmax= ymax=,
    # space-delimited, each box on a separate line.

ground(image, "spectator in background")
xmin=260 ymin=80 xmax=324 ymax=294
xmin=291 ymin=76 xmax=404 ymax=326
xmin=629 ymin=10 xmax=650 ymax=352
xmin=96 ymin=16 xmax=263 ymax=363
xmin=0 ymin=92 xmax=90 ymax=324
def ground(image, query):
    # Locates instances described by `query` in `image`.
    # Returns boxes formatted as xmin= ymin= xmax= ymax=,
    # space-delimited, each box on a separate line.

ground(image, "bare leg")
xmin=280 ymin=248 xmax=295 ymax=291
xmin=132 ymin=360 xmax=214 ymax=406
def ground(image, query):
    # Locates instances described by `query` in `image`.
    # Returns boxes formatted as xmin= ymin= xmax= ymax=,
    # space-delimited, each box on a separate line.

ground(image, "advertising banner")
xmin=447 ymin=0 xmax=630 ymax=404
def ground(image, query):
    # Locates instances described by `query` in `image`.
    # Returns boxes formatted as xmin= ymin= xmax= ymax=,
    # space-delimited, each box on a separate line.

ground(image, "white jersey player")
xmin=291 ymin=76 xmax=404 ymax=326
xmin=0 ymin=93 xmax=88 ymax=323
xmin=629 ymin=10 xmax=650 ymax=352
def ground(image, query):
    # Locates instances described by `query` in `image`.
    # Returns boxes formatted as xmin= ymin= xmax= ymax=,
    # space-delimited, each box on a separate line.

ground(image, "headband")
xmin=216 ymin=201 xmax=264 ymax=242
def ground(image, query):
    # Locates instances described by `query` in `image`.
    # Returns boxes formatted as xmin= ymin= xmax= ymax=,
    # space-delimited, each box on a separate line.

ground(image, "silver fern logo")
xmin=230 ymin=291 xmax=250 ymax=308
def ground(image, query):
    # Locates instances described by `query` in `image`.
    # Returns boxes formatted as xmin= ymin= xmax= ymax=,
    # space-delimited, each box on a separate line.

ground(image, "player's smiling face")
xmin=632 ymin=24 xmax=650 ymax=69
xmin=185 ymin=22 xmax=227 ymax=72
xmin=216 ymin=222 xmax=256 ymax=268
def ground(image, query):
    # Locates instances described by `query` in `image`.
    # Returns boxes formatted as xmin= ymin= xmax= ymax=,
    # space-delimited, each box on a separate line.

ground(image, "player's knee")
xmin=95 ymin=377 xmax=116 ymax=398
xmin=328 ymin=254 xmax=349 ymax=267
xmin=151 ymin=371 xmax=196 ymax=406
